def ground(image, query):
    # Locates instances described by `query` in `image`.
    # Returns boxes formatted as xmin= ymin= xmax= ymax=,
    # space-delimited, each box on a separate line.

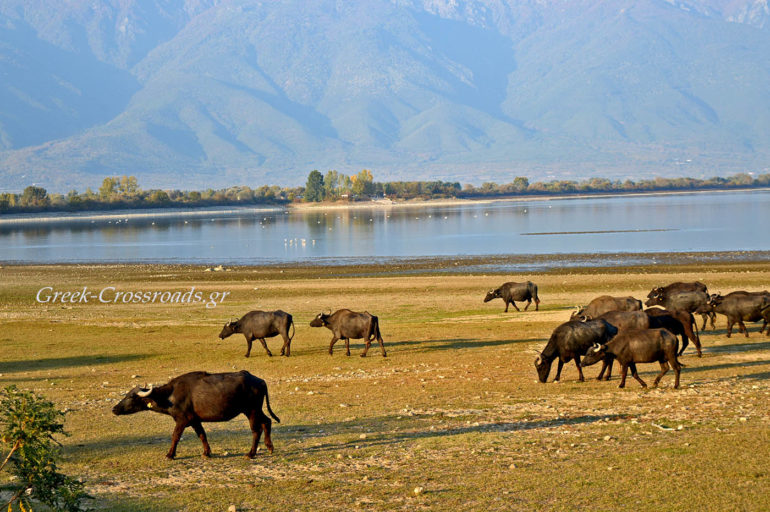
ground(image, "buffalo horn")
xmin=137 ymin=385 xmax=154 ymax=398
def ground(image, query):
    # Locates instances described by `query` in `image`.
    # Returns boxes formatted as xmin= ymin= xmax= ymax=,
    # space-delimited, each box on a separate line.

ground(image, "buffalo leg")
xmin=329 ymin=336 xmax=339 ymax=355
xmin=344 ymin=338 xmax=351 ymax=356
xmin=258 ymin=338 xmax=273 ymax=357
xmin=510 ymin=300 xmax=521 ymax=312
xmin=190 ymin=421 xmax=211 ymax=458
xmin=673 ymin=360 xmax=681 ymax=388
xmin=377 ymin=334 xmax=387 ymax=357
xmin=361 ymin=337 xmax=371 ymax=357
xmin=726 ymin=319 xmax=734 ymax=338
xmin=280 ymin=333 xmax=291 ymax=357
xmin=597 ymin=357 xmax=613 ymax=381
xmin=246 ymin=412 xmax=272 ymax=458
xmin=574 ymin=355 xmax=585 ymax=382
xmin=167 ymin=421 xmax=188 ymax=460
xmin=629 ymin=362 xmax=647 ymax=388
xmin=619 ymin=364 xmax=628 ymax=388
xmin=554 ymin=360 xmax=564 ymax=382
xmin=738 ymin=320 xmax=750 ymax=338
xmin=524 ymin=299 xmax=532 ymax=311
xmin=678 ymin=335 xmax=689 ymax=356
xmin=653 ymin=361 xmax=669 ymax=388
xmin=534 ymin=297 xmax=540 ymax=311
xmin=245 ymin=336 xmax=254 ymax=358
xmin=710 ymin=311 xmax=716 ymax=329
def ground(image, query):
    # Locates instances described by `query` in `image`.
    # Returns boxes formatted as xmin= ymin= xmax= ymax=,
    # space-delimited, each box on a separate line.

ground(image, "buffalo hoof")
xmin=165 ymin=453 xmax=175 ymax=460
xmin=245 ymin=452 xmax=256 ymax=459
xmin=382 ymin=353 xmax=387 ymax=358
xmin=618 ymin=383 xmax=625 ymax=389
xmin=202 ymin=452 xmax=211 ymax=459
xmin=360 ymin=353 xmax=366 ymax=357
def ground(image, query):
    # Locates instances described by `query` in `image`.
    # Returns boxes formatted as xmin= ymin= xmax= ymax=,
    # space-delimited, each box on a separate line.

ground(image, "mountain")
xmin=1 ymin=0 xmax=769 ymax=191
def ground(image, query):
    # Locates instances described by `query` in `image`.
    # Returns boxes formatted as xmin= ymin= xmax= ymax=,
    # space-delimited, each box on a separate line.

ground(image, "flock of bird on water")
xmin=112 ymin=279 xmax=770 ymax=459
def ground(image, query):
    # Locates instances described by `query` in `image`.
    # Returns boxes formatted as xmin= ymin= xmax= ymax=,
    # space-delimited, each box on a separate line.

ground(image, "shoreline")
xmin=2 ymin=250 xmax=769 ymax=275
xmin=1 ymin=186 xmax=768 ymax=224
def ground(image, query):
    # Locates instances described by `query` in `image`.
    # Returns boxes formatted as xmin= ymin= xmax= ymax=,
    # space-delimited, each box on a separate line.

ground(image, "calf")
xmin=581 ymin=328 xmax=682 ymax=389
xmin=310 ymin=309 xmax=386 ymax=357
xmin=112 ymin=371 xmax=280 ymax=459
xmin=219 ymin=310 xmax=295 ymax=357
xmin=484 ymin=281 xmax=540 ymax=312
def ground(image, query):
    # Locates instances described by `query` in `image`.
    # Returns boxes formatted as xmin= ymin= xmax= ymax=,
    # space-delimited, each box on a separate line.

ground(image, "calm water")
xmin=1 ymin=191 xmax=768 ymax=265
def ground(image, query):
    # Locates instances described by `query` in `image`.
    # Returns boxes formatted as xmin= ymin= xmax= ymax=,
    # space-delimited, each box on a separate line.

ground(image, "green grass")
xmin=1 ymin=263 xmax=770 ymax=510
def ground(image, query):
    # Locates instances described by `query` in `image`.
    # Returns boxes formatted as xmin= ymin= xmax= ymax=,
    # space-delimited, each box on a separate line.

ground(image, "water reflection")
xmin=1 ymin=191 xmax=768 ymax=264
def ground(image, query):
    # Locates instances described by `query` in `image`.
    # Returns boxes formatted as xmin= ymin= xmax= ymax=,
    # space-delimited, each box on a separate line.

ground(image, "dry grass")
xmin=1 ymin=262 xmax=769 ymax=511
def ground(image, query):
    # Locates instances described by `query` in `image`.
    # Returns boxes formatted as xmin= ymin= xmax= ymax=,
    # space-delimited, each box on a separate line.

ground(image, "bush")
xmin=1 ymin=386 xmax=88 ymax=511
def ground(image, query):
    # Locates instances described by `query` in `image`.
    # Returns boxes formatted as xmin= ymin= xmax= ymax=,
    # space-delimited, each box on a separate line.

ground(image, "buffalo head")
xmin=534 ymin=353 xmax=552 ymax=383
xmin=483 ymin=289 xmax=500 ymax=303
xmin=707 ymin=294 xmax=724 ymax=307
xmin=309 ymin=312 xmax=330 ymax=327
xmin=645 ymin=293 xmax=664 ymax=308
xmin=570 ymin=306 xmax=587 ymax=320
xmin=219 ymin=319 xmax=239 ymax=339
xmin=580 ymin=343 xmax=607 ymax=367
xmin=112 ymin=386 xmax=154 ymax=415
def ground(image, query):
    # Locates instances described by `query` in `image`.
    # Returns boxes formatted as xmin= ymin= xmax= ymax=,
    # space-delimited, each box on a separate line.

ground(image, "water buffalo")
xmin=647 ymin=281 xmax=708 ymax=300
xmin=112 ymin=371 xmax=280 ymax=459
xmin=571 ymin=296 xmax=642 ymax=320
xmin=310 ymin=309 xmax=386 ymax=357
xmin=646 ymin=284 xmax=714 ymax=329
xmin=484 ymin=281 xmax=540 ymax=312
xmin=534 ymin=318 xmax=617 ymax=383
xmin=219 ymin=310 xmax=295 ymax=357
xmin=645 ymin=289 xmax=713 ymax=330
xmin=708 ymin=292 xmax=770 ymax=337
xmin=645 ymin=307 xmax=701 ymax=357
xmin=581 ymin=328 xmax=682 ymax=389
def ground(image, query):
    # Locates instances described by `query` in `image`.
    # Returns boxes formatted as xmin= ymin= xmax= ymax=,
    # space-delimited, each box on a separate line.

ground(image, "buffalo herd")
xmin=114 ymin=278 xmax=769 ymax=459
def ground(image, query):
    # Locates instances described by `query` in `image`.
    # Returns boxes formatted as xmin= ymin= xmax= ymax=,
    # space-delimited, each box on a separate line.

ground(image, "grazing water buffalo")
xmin=310 ymin=309 xmax=386 ymax=357
xmin=484 ymin=281 xmax=540 ymax=312
xmin=581 ymin=328 xmax=682 ymax=389
xmin=571 ymin=296 xmax=642 ymax=320
xmin=112 ymin=371 xmax=280 ymax=459
xmin=219 ymin=310 xmax=295 ymax=357
xmin=645 ymin=308 xmax=701 ymax=357
xmin=708 ymin=292 xmax=770 ymax=337
xmin=534 ymin=318 xmax=618 ymax=383
xmin=646 ymin=284 xmax=714 ymax=330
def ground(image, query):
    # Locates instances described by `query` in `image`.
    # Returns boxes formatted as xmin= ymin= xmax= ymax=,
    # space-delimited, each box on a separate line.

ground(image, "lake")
xmin=1 ymin=190 xmax=768 ymax=266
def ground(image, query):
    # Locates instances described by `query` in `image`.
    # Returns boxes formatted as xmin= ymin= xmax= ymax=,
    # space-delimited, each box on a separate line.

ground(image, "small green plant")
xmin=1 ymin=386 xmax=88 ymax=511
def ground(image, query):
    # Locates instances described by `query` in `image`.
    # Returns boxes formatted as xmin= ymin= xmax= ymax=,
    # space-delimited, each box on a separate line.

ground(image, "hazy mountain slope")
xmin=0 ymin=0 xmax=769 ymax=191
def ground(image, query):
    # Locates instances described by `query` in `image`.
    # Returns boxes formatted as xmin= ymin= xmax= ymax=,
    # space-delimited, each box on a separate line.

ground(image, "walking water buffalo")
xmin=571 ymin=296 xmax=642 ymax=320
xmin=645 ymin=308 xmax=701 ymax=357
xmin=534 ymin=318 xmax=618 ymax=383
xmin=581 ymin=311 xmax=650 ymax=380
xmin=484 ymin=281 xmax=540 ymax=312
xmin=581 ymin=328 xmax=682 ymax=389
xmin=112 ymin=371 xmax=280 ymax=459
xmin=646 ymin=283 xmax=714 ymax=330
xmin=708 ymin=292 xmax=770 ymax=337
xmin=310 ymin=309 xmax=386 ymax=357
xmin=219 ymin=310 xmax=295 ymax=357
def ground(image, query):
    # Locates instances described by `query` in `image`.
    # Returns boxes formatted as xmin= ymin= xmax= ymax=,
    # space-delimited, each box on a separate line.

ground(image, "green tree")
xmin=20 ymin=186 xmax=50 ymax=207
xmin=351 ymin=169 xmax=374 ymax=197
xmin=117 ymin=175 xmax=139 ymax=196
xmin=99 ymin=177 xmax=118 ymax=200
xmin=1 ymin=386 xmax=88 ymax=511
xmin=512 ymin=176 xmax=529 ymax=193
xmin=305 ymin=170 xmax=325 ymax=202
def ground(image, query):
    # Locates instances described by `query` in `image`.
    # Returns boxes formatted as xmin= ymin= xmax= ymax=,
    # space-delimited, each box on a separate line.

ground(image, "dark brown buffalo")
xmin=647 ymin=281 xmax=708 ymax=300
xmin=645 ymin=307 xmax=701 ymax=357
xmin=112 ymin=371 xmax=280 ymax=459
xmin=646 ymin=284 xmax=714 ymax=330
xmin=588 ymin=311 xmax=650 ymax=380
xmin=708 ymin=292 xmax=770 ymax=337
xmin=534 ymin=318 xmax=617 ymax=383
xmin=484 ymin=281 xmax=540 ymax=312
xmin=219 ymin=310 xmax=295 ymax=357
xmin=310 ymin=309 xmax=386 ymax=357
xmin=571 ymin=296 xmax=642 ymax=320
xmin=581 ymin=328 xmax=682 ymax=389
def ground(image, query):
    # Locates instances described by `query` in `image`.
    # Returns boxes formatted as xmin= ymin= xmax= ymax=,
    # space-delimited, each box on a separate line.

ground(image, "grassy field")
xmin=1 ymin=261 xmax=769 ymax=511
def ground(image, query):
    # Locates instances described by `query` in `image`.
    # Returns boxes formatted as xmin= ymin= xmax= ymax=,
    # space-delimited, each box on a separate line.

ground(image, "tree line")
xmin=1 ymin=171 xmax=769 ymax=214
